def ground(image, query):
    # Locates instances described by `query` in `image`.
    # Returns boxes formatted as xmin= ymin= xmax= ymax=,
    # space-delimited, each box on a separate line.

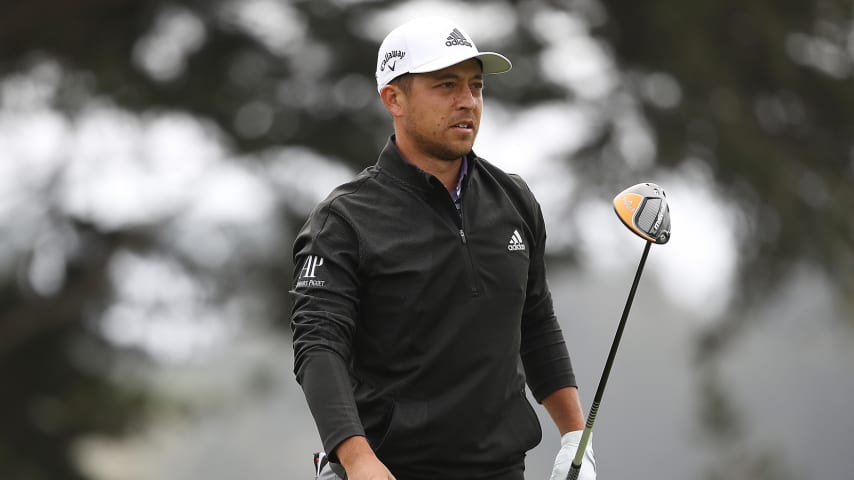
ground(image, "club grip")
xmin=566 ymin=463 xmax=581 ymax=480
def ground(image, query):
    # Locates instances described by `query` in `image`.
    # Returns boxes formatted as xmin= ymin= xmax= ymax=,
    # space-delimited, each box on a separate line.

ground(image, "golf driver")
xmin=566 ymin=183 xmax=671 ymax=480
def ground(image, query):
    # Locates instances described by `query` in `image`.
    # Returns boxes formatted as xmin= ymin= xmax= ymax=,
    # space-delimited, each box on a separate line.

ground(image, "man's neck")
xmin=395 ymin=137 xmax=463 ymax=193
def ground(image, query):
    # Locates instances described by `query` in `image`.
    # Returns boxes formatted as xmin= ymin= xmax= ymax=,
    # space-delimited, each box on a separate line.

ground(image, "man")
xmin=291 ymin=17 xmax=597 ymax=480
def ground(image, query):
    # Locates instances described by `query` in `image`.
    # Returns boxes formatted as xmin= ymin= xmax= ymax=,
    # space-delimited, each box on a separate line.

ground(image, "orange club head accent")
xmin=612 ymin=183 xmax=671 ymax=244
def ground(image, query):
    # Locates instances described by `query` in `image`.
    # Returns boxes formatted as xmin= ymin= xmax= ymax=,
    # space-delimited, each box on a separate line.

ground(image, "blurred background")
xmin=1 ymin=0 xmax=853 ymax=479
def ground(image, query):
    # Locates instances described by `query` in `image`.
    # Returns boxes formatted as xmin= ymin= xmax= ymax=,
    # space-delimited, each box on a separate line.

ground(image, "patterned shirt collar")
xmin=451 ymin=156 xmax=468 ymax=204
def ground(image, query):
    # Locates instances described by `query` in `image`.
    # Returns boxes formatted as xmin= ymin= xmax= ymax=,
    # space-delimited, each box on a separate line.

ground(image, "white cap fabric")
xmin=375 ymin=17 xmax=512 ymax=91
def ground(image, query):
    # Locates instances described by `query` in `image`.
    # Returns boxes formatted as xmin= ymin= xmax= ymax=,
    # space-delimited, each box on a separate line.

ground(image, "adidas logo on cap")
xmin=445 ymin=28 xmax=473 ymax=47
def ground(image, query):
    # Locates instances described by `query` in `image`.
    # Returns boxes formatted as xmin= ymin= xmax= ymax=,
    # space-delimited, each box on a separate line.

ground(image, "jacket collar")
xmin=376 ymin=135 xmax=477 ymax=192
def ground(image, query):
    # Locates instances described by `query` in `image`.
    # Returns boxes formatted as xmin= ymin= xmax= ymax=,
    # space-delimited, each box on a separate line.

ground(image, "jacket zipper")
xmin=455 ymin=198 xmax=480 ymax=297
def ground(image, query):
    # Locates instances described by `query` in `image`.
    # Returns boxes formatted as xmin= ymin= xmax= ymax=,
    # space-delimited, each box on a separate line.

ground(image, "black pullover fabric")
xmin=291 ymin=137 xmax=576 ymax=479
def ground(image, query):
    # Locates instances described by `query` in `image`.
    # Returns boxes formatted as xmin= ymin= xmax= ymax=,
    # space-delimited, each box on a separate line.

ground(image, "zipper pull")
xmin=459 ymin=229 xmax=467 ymax=244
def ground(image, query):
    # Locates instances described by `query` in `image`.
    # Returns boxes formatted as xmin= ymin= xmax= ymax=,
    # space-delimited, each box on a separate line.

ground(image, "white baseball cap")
xmin=375 ymin=17 xmax=512 ymax=91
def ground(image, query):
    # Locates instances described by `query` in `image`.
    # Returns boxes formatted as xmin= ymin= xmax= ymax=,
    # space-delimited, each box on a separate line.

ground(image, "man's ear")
xmin=380 ymin=84 xmax=406 ymax=118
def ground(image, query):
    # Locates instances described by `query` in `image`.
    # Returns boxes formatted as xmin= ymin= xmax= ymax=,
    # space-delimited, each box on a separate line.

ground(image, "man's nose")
xmin=456 ymin=87 xmax=477 ymax=109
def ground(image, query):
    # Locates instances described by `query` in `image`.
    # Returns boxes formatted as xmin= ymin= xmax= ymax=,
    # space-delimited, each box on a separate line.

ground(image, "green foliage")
xmin=0 ymin=325 xmax=149 ymax=479
xmin=601 ymin=0 xmax=854 ymax=313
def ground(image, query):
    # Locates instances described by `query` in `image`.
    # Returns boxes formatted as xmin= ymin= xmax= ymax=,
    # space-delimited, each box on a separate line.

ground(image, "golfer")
xmin=291 ymin=17 xmax=597 ymax=480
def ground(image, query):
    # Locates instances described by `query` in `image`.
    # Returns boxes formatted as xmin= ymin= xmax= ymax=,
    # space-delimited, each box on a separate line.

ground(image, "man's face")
xmin=397 ymin=59 xmax=484 ymax=162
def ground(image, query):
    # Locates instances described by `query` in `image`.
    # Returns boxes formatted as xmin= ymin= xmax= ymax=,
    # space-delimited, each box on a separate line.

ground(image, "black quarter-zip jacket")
xmin=291 ymin=137 xmax=576 ymax=479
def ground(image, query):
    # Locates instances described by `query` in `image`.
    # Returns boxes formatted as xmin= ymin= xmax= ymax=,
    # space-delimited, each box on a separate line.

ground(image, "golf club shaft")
xmin=567 ymin=240 xmax=652 ymax=480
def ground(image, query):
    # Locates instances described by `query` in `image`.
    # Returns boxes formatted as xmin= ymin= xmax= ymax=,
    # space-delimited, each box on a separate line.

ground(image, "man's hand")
xmin=336 ymin=435 xmax=395 ymax=480
xmin=549 ymin=430 xmax=596 ymax=480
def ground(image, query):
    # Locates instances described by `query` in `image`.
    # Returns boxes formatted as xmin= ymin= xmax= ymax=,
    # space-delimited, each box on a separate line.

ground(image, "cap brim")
xmin=409 ymin=51 xmax=512 ymax=76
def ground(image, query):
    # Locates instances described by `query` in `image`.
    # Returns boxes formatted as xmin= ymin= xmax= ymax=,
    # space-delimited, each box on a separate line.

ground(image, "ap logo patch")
xmin=296 ymin=255 xmax=326 ymax=288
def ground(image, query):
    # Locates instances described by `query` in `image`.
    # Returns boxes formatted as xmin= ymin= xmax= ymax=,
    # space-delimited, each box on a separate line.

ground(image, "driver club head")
xmin=613 ymin=183 xmax=671 ymax=244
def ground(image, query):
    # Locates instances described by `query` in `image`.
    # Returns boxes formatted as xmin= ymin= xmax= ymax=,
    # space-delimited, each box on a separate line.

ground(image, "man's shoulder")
xmin=472 ymin=155 xmax=534 ymax=196
xmin=311 ymin=165 xmax=385 ymax=214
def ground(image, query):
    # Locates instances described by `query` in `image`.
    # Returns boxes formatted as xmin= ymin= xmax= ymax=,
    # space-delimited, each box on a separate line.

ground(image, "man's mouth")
xmin=452 ymin=120 xmax=474 ymax=130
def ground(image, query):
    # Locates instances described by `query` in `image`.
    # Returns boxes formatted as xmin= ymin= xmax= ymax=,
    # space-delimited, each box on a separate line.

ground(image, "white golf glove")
xmin=549 ymin=430 xmax=596 ymax=480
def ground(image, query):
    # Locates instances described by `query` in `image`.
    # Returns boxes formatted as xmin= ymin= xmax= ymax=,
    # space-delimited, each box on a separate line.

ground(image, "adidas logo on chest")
xmin=507 ymin=229 xmax=526 ymax=251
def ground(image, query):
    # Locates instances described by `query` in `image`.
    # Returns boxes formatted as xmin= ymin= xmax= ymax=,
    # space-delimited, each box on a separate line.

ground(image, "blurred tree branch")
xmin=0 ymin=220 xmax=154 ymax=359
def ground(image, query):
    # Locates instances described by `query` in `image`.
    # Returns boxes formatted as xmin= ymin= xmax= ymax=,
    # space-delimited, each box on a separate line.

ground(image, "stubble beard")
xmin=404 ymin=118 xmax=475 ymax=162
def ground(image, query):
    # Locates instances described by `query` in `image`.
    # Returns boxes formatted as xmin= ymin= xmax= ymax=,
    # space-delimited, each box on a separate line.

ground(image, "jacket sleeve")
xmin=513 ymin=178 xmax=577 ymax=402
xmin=291 ymin=202 xmax=365 ymax=458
